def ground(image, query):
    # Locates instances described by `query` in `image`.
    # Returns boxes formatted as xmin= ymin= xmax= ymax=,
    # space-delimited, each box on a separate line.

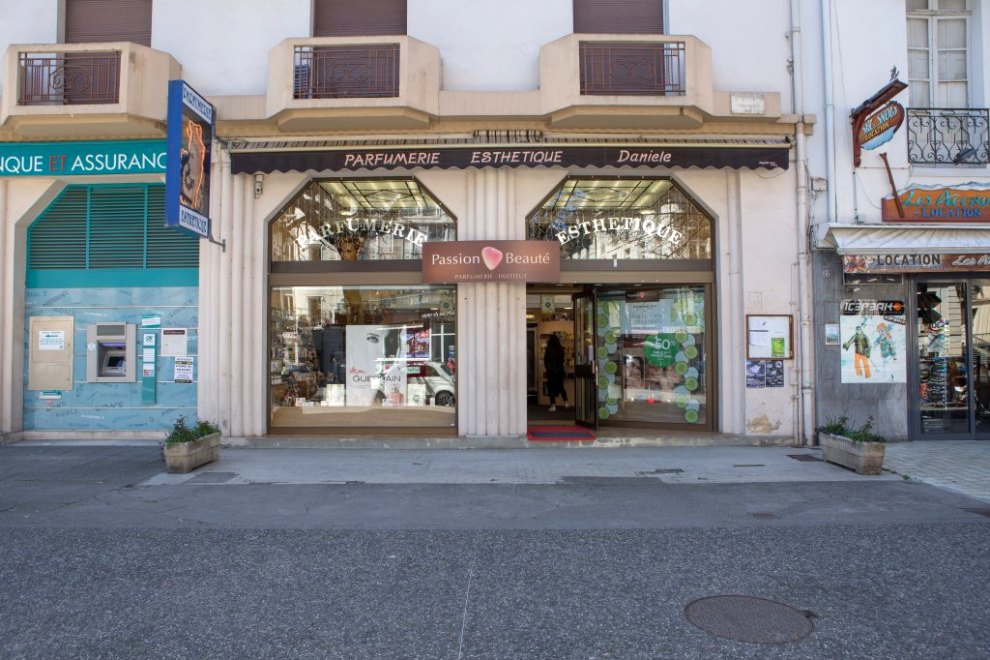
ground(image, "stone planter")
xmin=820 ymin=432 xmax=885 ymax=475
xmin=163 ymin=432 xmax=221 ymax=473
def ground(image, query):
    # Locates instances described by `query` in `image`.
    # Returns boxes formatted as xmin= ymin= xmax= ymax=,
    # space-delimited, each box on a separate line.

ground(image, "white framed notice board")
xmin=746 ymin=315 xmax=793 ymax=359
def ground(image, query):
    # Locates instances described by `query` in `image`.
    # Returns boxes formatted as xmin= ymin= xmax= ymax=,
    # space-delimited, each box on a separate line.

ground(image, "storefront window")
xmin=270 ymin=179 xmax=456 ymax=262
xmin=598 ymin=286 xmax=709 ymax=425
xmin=269 ymin=285 xmax=456 ymax=430
xmin=527 ymin=178 xmax=712 ymax=261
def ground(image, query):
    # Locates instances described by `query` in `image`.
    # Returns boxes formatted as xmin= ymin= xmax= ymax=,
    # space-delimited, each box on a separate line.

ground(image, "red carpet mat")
xmin=527 ymin=425 xmax=597 ymax=442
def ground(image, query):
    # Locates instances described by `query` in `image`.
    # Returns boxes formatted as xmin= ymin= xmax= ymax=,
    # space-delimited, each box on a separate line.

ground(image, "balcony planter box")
xmin=820 ymin=432 xmax=885 ymax=475
xmin=164 ymin=432 xmax=220 ymax=473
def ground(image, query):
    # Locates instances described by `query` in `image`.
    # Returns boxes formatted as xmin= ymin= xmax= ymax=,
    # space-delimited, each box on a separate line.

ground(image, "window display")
xmin=269 ymin=285 xmax=456 ymax=429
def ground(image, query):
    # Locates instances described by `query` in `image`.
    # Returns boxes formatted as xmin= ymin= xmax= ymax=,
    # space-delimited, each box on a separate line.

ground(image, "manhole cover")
xmin=685 ymin=595 xmax=814 ymax=644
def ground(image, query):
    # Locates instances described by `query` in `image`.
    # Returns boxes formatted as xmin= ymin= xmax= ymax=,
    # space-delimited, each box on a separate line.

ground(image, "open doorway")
xmin=526 ymin=283 xmax=715 ymax=432
xmin=527 ymin=286 xmax=579 ymax=424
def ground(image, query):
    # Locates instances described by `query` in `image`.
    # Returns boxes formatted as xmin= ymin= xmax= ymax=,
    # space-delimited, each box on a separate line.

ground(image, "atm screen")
xmin=101 ymin=352 xmax=126 ymax=376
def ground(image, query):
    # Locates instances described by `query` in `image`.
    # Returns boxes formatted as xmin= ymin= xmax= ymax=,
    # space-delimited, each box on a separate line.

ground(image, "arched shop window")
xmin=268 ymin=178 xmax=457 ymax=433
xmin=270 ymin=179 xmax=455 ymax=263
xmin=526 ymin=177 xmax=711 ymax=263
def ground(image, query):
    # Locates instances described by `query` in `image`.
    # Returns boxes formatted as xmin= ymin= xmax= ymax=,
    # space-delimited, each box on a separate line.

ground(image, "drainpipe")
xmin=791 ymin=0 xmax=815 ymax=446
xmin=822 ymin=0 xmax=837 ymax=227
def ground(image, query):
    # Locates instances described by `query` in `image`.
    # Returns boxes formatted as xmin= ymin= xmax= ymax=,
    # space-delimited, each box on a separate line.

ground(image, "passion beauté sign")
xmin=422 ymin=240 xmax=561 ymax=283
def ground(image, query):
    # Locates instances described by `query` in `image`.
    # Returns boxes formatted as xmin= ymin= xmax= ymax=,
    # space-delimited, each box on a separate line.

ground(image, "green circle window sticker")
xmin=685 ymin=409 xmax=699 ymax=423
xmin=598 ymin=406 xmax=610 ymax=419
xmin=675 ymin=394 xmax=689 ymax=409
xmin=685 ymin=377 xmax=699 ymax=391
xmin=685 ymin=345 xmax=699 ymax=359
xmin=644 ymin=334 xmax=678 ymax=367
xmin=675 ymin=362 xmax=688 ymax=376
xmin=605 ymin=361 xmax=617 ymax=374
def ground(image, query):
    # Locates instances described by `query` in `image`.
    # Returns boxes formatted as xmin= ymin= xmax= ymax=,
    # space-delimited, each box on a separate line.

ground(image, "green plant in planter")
xmin=164 ymin=416 xmax=221 ymax=446
xmin=817 ymin=415 xmax=886 ymax=443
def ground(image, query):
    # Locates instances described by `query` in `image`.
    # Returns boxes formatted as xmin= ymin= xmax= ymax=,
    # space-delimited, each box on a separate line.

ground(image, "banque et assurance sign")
xmin=0 ymin=140 xmax=166 ymax=177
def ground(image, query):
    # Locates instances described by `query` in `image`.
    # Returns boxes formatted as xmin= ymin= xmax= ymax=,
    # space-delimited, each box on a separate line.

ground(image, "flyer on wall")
xmin=839 ymin=300 xmax=906 ymax=383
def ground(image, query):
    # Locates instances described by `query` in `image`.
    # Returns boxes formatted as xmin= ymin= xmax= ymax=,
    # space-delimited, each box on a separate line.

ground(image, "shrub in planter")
xmin=817 ymin=415 xmax=886 ymax=475
xmin=163 ymin=416 xmax=221 ymax=473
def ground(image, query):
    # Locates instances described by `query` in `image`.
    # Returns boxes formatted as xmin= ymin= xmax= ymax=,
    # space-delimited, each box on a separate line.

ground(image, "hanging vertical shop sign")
xmin=839 ymin=300 xmax=906 ymax=383
xmin=165 ymin=81 xmax=215 ymax=238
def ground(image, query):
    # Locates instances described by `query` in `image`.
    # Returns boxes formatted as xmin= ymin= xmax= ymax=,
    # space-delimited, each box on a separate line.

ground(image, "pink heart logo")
xmin=481 ymin=246 xmax=503 ymax=271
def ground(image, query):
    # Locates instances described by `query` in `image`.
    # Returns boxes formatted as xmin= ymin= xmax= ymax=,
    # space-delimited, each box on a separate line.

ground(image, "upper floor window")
xmin=574 ymin=0 xmax=665 ymax=35
xmin=64 ymin=0 xmax=152 ymax=46
xmin=313 ymin=0 xmax=406 ymax=37
xmin=907 ymin=0 xmax=969 ymax=107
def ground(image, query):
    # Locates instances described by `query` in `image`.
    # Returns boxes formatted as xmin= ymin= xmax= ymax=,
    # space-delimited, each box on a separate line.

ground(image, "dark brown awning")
xmin=231 ymin=144 xmax=790 ymax=174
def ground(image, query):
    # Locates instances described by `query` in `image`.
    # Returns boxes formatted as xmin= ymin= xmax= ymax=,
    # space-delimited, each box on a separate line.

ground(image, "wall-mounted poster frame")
xmin=746 ymin=314 xmax=793 ymax=359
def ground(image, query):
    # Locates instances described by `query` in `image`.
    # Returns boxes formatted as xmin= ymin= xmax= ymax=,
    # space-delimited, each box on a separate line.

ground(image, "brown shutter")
xmin=313 ymin=0 xmax=407 ymax=37
xmin=65 ymin=0 xmax=153 ymax=46
xmin=574 ymin=0 xmax=664 ymax=35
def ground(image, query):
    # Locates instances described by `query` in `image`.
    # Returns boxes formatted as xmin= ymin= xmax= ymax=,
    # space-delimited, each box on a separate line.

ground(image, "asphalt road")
xmin=1 ymin=445 xmax=988 ymax=659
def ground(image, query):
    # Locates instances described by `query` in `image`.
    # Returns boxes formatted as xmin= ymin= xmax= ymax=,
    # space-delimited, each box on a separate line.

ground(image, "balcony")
xmin=267 ymin=36 xmax=440 ymax=132
xmin=539 ymin=34 xmax=777 ymax=130
xmin=579 ymin=41 xmax=686 ymax=97
xmin=907 ymin=108 xmax=990 ymax=165
xmin=2 ymin=42 xmax=180 ymax=139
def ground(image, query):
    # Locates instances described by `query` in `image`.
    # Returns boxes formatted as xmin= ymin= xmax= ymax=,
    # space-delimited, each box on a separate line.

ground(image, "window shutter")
xmin=88 ymin=187 xmax=146 ymax=268
xmin=28 ymin=185 xmax=198 ymax=272
xmin=65 ymin=0 xmax=153 ymax=46
xmin=574 ymin=0 xmax=664 ymax=35
xmin=146 ymin=186 xmax=199 ymax=268
xmin=28 ymin=188 xmax=88 ymax=270
xmin=313 ymin=0 xmax=407 ymax=36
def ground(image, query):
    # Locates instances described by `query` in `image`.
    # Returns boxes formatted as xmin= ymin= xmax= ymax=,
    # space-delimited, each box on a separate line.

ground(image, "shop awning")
xmin=228 ymin=137 xmax=790 ymax=174
xmin=825 ymin=223 xmax=990 ymax=254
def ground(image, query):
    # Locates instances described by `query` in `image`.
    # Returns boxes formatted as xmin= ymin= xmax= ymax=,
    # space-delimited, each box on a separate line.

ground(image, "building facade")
xmin=7 ymin=1 xmax=973 ymax=445
xmin=814 ymin=0 xmax=990 ymax=441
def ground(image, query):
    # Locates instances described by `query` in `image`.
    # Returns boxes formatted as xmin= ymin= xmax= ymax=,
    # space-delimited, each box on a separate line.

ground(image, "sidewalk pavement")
xmin=883 ymin=440 xmax=990 ymax=503
xmin=10 ymin=437 xmax=990 ymax=503
xmin=141 ymin=439 xmax=987 ymax=504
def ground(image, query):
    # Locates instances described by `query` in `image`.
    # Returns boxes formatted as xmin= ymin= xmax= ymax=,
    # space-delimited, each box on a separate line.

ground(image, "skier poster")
xmin=839 ymin=300 xmax=906 ymax=383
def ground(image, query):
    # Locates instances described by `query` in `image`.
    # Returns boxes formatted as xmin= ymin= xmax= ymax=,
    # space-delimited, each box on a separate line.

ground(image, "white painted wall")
xmin=409 ymin=0 xmax=572 ymax=91
xmin=670 ymin=0 xmax=794 ymax=102
xmin=152 ymin=0 xmax=310 ymax=96
xmin=0 ymin=0 xmax=58 ymax=98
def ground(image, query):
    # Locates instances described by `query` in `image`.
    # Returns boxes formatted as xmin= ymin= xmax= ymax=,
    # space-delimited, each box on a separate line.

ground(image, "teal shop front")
xmin=23 ymin=183 xmax=200 ymax=432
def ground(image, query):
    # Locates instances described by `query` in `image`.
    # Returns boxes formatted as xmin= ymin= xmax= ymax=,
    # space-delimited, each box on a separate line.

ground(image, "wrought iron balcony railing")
xmin=579 ymin=41 xmax=686 ymax=96
xmin=907 ymin=108 xmax=990 ymax=165
xmin=18 ymin=51 xmax=121 ymax=105
xmin=293 ymin=44 xmax=400 ymax=99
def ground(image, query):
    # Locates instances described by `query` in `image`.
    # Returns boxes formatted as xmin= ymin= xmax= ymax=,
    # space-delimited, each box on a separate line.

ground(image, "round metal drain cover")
xmin=685 ymin=595 xmax=813 ymax=644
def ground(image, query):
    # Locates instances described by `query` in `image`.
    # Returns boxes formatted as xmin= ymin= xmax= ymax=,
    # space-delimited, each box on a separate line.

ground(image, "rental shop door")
xmin=915 ymin=279 xmax=990 ymax=439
